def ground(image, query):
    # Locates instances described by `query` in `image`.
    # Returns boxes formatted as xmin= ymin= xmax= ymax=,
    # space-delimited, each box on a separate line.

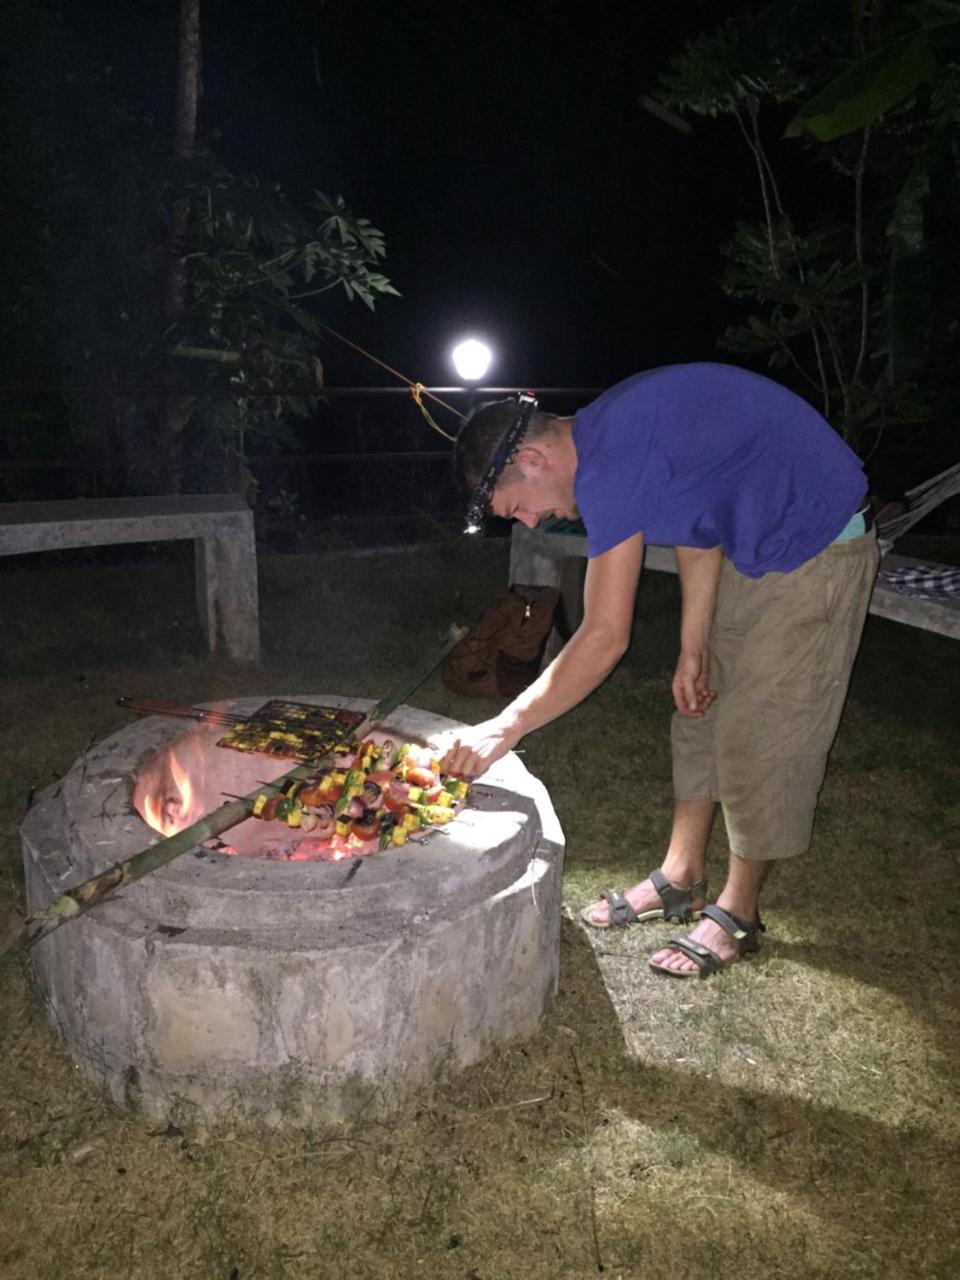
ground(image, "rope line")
xmin=313 ymin=320 xmax=466 ymax=439
xmin=411 ymin=384 xmax=457 ymax=442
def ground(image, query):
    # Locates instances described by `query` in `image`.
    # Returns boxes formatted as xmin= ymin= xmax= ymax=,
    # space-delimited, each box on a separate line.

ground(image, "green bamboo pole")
xmin=3 ymin=624 xmax=468 ymax=956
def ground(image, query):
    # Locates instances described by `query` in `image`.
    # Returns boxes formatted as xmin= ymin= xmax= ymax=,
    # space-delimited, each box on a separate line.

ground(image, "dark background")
xmin=67 ymin=0 xmax=756 ymax=390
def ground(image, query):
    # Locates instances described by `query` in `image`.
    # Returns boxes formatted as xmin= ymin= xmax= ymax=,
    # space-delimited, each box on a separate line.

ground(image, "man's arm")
xmin=440 ymin=532 xmax=646 ymax=775
xmin=673 ymin=544 xmax=723 ymax=718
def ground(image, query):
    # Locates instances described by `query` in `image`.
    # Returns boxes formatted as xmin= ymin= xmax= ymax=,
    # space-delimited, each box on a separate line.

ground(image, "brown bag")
xmin=442 ymin=585 xmax=561 ymax=698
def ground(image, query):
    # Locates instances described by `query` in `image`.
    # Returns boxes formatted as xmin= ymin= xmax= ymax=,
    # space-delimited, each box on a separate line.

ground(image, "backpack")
xmin=441 ymin=585 xmax=561 ymax=699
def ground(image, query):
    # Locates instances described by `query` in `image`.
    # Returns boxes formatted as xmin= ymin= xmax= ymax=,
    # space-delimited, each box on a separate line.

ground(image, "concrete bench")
xmin=870 ymin=553 xmax=960 ymax=638
xmin=510 ymin=524 xmax=960 ymax=643
xmin=0 ymin=494 xmax=261 ymax=661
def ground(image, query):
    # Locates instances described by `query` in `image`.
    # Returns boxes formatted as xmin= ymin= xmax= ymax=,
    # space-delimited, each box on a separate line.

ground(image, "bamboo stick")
xmin=3 ymin=624 xmax=467 ymax=956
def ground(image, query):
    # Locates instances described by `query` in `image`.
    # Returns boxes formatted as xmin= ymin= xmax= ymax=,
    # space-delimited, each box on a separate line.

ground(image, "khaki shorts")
xmin=671 ymin=531 xmax=879 ymax=860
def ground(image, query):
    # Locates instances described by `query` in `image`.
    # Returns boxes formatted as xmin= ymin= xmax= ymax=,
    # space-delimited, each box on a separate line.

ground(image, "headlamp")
xmin=463 ymin=392 xmax=539 ymax=534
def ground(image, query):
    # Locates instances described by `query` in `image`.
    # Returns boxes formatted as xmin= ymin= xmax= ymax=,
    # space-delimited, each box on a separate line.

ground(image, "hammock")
xmin=876 ymin=461 xmax=960 ymax=543
xmin=875 ymin=461 xmax=960 ymax=599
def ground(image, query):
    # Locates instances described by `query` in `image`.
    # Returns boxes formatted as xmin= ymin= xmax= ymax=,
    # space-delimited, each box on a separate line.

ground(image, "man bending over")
xmin=440 ymin=363 xmax=878 ymax=978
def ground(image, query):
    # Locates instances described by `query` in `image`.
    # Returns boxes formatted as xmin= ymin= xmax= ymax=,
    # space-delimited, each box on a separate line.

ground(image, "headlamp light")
xmin=463 ymin=392 xmax=539 ymax=534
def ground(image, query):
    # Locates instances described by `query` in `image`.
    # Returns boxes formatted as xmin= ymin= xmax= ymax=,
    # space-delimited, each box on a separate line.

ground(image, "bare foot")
xmin=582 ymin=872 xmax=706 ymax=926
xmin=649 ymin=914 xmax=743 ymax=974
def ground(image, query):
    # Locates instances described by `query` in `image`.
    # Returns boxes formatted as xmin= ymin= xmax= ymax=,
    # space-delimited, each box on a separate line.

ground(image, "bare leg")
xmin=582 ymin=798 xmax=717 ymax=925
xmin=661 ymin=798 xmax=717 ymax=885
xmin=649 ymin=853 xmax=771 ymax=973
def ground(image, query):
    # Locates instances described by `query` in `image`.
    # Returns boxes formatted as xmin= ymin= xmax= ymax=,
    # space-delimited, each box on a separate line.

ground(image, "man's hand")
xmin=437 ymin=717 xmax=519 ymax=778
xmin=673 ymin=545 xmax=723 ymax=719
xmin=672 ymin=648 xmax=717 ymax=718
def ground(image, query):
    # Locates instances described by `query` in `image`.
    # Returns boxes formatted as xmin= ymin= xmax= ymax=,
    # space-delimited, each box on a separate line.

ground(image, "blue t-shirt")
xmin=572 ymin=363 xmax=867 ymax=577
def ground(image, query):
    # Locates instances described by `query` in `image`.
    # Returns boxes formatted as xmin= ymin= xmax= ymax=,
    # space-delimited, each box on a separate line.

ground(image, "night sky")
xmin=72 ymin=0 xmax=759 ymax=392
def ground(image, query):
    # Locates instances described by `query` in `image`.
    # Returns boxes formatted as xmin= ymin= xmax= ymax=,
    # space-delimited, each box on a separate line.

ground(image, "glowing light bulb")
xmin=451 ymin=338 xmax=493 ymax=383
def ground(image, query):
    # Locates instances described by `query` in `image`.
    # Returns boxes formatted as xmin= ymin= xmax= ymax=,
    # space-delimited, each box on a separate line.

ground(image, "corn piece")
xmin=457 ymin=781 xmax=469 ymax=800
xmin=407 ymin=786 xmax=422 ymax=803
xmin=252 ymin=793 xmax=269 ymax=817
xmin=392 ymin=826 xmax=408 ymax=846
xmin=287 ymin=806 xmax=302 ymax=828
xmin=403 ymin=813 xmax=419 ymax=832
xmin=437 ymin=791 xmax=454 ymax=808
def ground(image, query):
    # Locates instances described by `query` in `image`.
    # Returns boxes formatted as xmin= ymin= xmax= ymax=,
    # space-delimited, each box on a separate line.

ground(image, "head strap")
xmin=464 ymin=392 xmax=539 ymax=533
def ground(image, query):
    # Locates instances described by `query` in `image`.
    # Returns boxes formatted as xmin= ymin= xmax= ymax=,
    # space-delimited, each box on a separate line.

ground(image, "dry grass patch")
xmin=2 ymin=542 xmax=959 ymax=1279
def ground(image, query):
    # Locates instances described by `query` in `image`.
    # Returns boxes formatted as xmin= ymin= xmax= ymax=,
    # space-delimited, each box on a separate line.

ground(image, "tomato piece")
xmin=351 ymin=811 xmax=381 ymax=841
xmin=423 ymin=783 xmax=444 ymax=804
xmin=383 ymin=797 xmax=410 ymax=822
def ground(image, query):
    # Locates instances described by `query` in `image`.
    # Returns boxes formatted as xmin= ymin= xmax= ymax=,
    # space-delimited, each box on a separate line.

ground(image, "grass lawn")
xmin=1 ymin=536 xmax=958 ymax=1280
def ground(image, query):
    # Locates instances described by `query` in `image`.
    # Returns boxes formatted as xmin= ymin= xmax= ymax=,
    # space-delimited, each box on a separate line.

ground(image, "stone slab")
xmin=870 ymin=554 xmax=960 ymax=640
xmin=509 ymin=525 xmax=675 ymax=664
xmin=510 ymin=524 xmax=960 ymax=641
xmin=0 ymin=494 xmax=260 ymax=661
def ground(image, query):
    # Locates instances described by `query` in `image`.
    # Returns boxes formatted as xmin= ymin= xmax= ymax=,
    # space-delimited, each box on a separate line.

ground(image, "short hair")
xmin=454 ymin=398 xmax=556 ymax=492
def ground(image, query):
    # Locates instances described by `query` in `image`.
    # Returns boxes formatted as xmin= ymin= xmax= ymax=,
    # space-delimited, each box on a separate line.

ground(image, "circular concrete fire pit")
xmin=21 ymin=696 xmax=564 ymax=1126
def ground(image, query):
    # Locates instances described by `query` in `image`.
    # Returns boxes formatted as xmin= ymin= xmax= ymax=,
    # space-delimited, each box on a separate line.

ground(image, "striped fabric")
xmin=877 ymin=564 xmax=960 ymax=597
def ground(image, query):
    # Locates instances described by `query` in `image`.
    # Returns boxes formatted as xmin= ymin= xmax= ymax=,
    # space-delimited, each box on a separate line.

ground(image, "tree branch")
xmin=733 ymin=102 xmax=780 ymax=279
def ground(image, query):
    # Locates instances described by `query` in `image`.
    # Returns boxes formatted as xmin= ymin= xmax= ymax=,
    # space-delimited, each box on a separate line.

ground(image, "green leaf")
xmin=785 ymin=32 xmax=940 ymax=140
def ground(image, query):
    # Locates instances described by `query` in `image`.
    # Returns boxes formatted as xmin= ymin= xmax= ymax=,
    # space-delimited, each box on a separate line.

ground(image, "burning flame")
xmin=142 ymin=749 xmax=197 ymax=837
